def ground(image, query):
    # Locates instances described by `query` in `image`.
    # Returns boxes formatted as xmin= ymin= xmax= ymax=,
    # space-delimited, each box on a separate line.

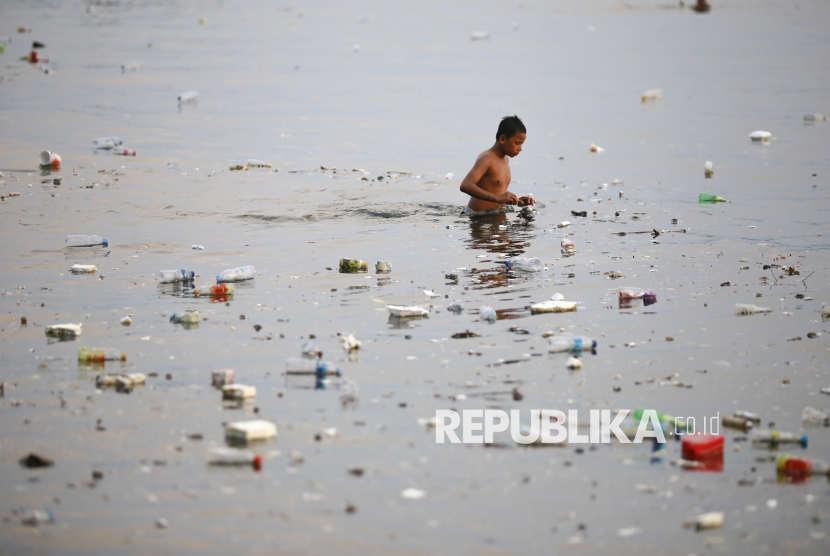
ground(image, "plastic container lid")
xmin=682 ymin=434 xmax=724 ymax=460
xmin=102 ymin=238 xmax=108 ymax=247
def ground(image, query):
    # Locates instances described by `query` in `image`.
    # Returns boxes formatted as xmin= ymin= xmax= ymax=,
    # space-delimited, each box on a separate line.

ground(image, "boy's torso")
xmin=467 ymin=150 xmax=511 ymax=211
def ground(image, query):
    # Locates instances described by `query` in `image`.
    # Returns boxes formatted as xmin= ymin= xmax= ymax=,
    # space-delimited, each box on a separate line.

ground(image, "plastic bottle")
xmin=208 ymin=447 xmax=262 ymax=470
xmin=78 ymin=347 xmax=126 ymax=362
xmin=170 ymin=311 xmax=200 ymax=324
xmin=698 ymin=192 xmax=729 ymax=203
xmin=803 ymin=113 xmax=827 ymax=122
xmin=734 ymin=410 xmax=761 ymax=423
xmin=447 ymin=300 xmax=464 ymax=313
xmin=285 ymin=357 xmax=341 ymax=376
xmin=560 ymin=238 xmax=575 ymax=253
xmin=158 ymin=269 xmax=195 ymax=283
xmin=734 ymin=303 xmax=771 ymax=315
xmin=66 ymin=235 xmax=108 ymax=247
xmin=548 ymin=336 xmax=596 ymax=353
xmin=619 ymin=287 xmax=655 ymax=300
xmin=93 ymin=137 xmax=122 ymax=149
xmin=339 ymin=258 xmax=368 ymax=272
xmin=114 ymin=148 xmax=136 ymax=156
xmin=178 ymin=90 xmax=198 ymax=103
xmin=681 ymin=434 xmax=724 ymax=459
xmin=479 ymin=305 xmax=496 ymax=323
xmin=641 ymin=88 xmax=663 ymax=102
xmin=21 ymin=509 xmax=54 ymax=526
xmin=776 ymin=453 xmax=830 ymax=475
xmin=504 ymin=257 xmax=542 ymax=272
xmin=216 ymin=265 xmax=256 ymax=282
xmin=194 ymin=284 xmax=234 ymax=297
xmin=752 ymin=430 xmax=808 ymax=448
xmin=802 ymin=406 xmax=830 ymax=427
xmin=39 ymin=150 xmax=61 ymax=168
xmin=247 ymin=159 xmax=272 ymax=167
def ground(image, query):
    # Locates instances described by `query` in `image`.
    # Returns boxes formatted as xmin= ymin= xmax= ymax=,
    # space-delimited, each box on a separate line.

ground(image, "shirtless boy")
xmin=460 ymin=115 xmax=536 ymax=215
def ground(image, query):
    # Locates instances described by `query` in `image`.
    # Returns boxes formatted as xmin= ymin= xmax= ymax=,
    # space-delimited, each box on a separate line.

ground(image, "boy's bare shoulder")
xmin=476 ymin=148 xmax=501 ymax=166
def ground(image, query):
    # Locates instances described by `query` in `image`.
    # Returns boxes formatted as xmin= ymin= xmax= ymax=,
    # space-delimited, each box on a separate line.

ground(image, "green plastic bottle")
xmin=699 ymin=193 xmax=729 ymax=203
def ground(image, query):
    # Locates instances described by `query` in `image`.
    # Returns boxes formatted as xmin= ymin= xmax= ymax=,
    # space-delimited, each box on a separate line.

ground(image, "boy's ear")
xmin=498 ymin=134 xmax=507 ymax=143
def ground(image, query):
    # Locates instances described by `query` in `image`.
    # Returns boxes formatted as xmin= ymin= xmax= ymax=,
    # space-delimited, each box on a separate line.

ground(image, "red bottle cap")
xmin=253 ymin=455 xmax=262 ymax=471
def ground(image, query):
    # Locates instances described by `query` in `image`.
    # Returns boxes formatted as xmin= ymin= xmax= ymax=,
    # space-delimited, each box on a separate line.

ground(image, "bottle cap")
xmin=253 ymin=455 xmax=263 ymax=471
xmin=801 ymin=435 xmax=808 ymax=448
xmin=591 ymin=340 xmax=597 ymax=348
xmin=120 ymin=352 xmax=127 ymax=361
xmin=335 ymin=368 xmax=342 ymax=377
xmin=102 ymin=238 xmax=108 ymax=247
xmin=188 ymin=270 xmax=195 ymax=279
xmin=216 ymin=274 xmax=222 ymax=282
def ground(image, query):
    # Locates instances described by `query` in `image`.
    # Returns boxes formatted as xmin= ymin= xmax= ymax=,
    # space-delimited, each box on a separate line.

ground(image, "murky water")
xmin=1 ymin=0 xmax=829 ymax=554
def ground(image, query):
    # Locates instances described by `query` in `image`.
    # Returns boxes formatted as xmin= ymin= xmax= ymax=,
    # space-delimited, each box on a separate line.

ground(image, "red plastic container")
xmin=682 ymin=434 xmax=724 ymax=460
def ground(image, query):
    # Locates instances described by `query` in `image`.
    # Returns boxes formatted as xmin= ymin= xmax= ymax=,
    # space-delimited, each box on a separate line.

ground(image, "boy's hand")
xmin=517 ymin=196 xmax=536 ymax=206
xmin=494 ymin=191 xmax=519 ymax=205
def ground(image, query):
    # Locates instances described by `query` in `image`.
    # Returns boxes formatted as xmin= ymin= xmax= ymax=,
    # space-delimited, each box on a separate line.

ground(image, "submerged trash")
xmin=78 ymin=347 xmax=126 ymax=362
xmin=211 ymin=369 xmax=235 ymax=387
xmin=704 ymin=161 xmax=713 ymax=178
xmin=387 ymin=305 xmax=428 ymax=318
xmin=93 ymin=137 xmax=121 ymax=149
xmin=70 ymin=264 xmax=97 ymax=274
xmin=66 ymin=235 xmax=107 ymax=248
xmin=38 ymin=150 xmax=61 ymax=169
xmin=699 ymin=193 xmax=729 ymax=203
xmin=590 ymin=143 xmax=604 ymax=153
xmin=557 ymin=221 xmax=571 ymax=228
xmin=479 ymin=305 xmax=496 ymax=323
xmin=504 ymin=257 xmax=542 ymax=272
xmin=641 ymin=88 xmax=663 ymax=102
xmin=178 ymin=90 xmax=199 ymax=103
xmin=606 ymin=270 xmax=624 ymax=279
xmin=447 ymin=300 xmax=464 ymax=313
xmin=734 ymin=303 xmax=771 ymax=315
xmin=339 ymin=258 xmax=369 ymax=272
xmin=45 ymin=323 xmax=82 ymax=339
xmin=749 ymin=130 xmax=771 ymax=142
xmin=121 ymin=60 xmax=143 ymax=72
xmin=170 ymin=311 xmax=200 ymax=324
xmin=225 ymin=420 xmax=277 ymax=444
xmin=217 ymin=265 xmax=256 ymax=282
xmin=803 ymin=113 xmax=826 ymax=121
xmin=207 ymin=447 xmax=262 ymax=469
xmin=571 ymin=210 xmax=587 ymax=217
xmin=286 ymin=357 xmax=341 ymax=376
xmin=375 ymin=261 xmax=392 ymax=273
xmin=734 ymin=410 xmax=761 ymax=423
xmin=548 ymin=336 xmax=596 ymax=352
xmin=722 ymin=415 xmax=753 ymax=430
xmin=158 ymin=269 xmax=195 ymax=283
xmin=777 ymin=453 xmax=830 ymax=475
xmin=451 ymin=331 xmax=479 ymax=339
xmin=230 ymin=164 xmax=249 ymax=171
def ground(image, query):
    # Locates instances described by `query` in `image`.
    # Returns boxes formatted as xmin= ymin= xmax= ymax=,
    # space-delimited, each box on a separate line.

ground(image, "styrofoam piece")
xmin=387 ymin=305 xmax=429 ymax=317
xmin=45 ymin=323 xmax=82 ymax=339
xmin=70 ymin=264 xmax=97 ymax=274
xmin=530 ymin=300 xmax=578 ymax=314
xmin=222 ymin=384 xmax=256 ymax=400
xmin=225 ymin=420 xmax=277 ymax=443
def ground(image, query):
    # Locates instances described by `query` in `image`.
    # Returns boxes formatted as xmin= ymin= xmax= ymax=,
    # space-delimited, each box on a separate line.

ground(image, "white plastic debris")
xmin=443 ymin=172 xmax=455 ymax=180
xmin=590 ymin=143 xmax=605 ymax=153
xmin=225 ymin=420 xmax=277 ymax=443
xmin=45 ymin=323 xmax=82 ymax=339
xmin=423 ymin=289 xmax=440 ymax=297
xmin=551 ymin=293 xmax=565 ymax=301
xmin=70 ymin=264 xmax=97 ymax=274
xmin=749 ymin=130 xmax=771 ymax=142
xmin=694 ymin=511 xmax=724 ymax=530
xmin=341 ymin=334 xmax=362 ymax=352
xmin=387 ymin=305 xmax=429 ymax=318
xmin=566 ymin=356 xmax=582 ymax=370
xmin=222 ymin=384 xmax=256 ymax=400
xmin=211 ymin=369 xmax=234 ymax=387
xmin=531 ymin=300 xmax=577 ymax=314
xmin=641 ymin=88 xmax=662 ymax=102
xmin=120 ymin=316 xmax=132 ymax=326
xmin=470 ymin=31 xmax=490 ymax=41
xmin=558 ymin=221 xmax=571 ymax=228
xmin=191 ymin=245 xmax=204 ymax=250
xmin=401 ymin=488 xmax=427 ymax=499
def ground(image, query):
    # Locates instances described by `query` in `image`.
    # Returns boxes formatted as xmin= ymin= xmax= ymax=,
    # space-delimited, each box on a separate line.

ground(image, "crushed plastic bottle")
xmin=339 ymin=258 xmax=368 ymax=272
xmin=548 ymin=336 xmax=596 ymax=352
xmin=734 ymin=303 xmax=771 ymax=315
xmin=777 ymin=453 xmax=830 ymax=475
xmin=447 ymin=300 xmax=464 ymax=313
xmin=93 ymin=137 xmax=122 ymax=149
xmin=207 ymin=447 xmax=262 ymax=470
xmin=375 ymin=261 xmax=392 ymax=273
xmin=216 ymin=265 xmax=256 ymax=282
xmin=504 ymin=257 xmax=542 ymax=272
xmin=479 ymin=305 xmax=496 ymax=323
xmin=802 ymin=406 xmax=830 ymax=427
xmin=158 ymin=269 xmax=195 ymax=283
xmin=170 ymin=311 xmax=200 ymax=324
xmin=78 ymin=347 xmax=126 ymax=362
xmin=66 ymin=235 xmax=108 ymax=248
xmin=285 ymin=357 xmax=341 ymax=376
xmin=699 ymin=193 xmax=729 ymax=203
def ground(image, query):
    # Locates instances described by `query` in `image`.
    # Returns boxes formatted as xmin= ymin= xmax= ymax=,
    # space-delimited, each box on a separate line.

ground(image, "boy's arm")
xmin=459 ymin=154 xmax=518 ymax=205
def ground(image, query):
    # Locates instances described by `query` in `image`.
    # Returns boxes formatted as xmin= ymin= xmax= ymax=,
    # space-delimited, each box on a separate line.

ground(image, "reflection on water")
xmin=387 ymin=314 xmax=426 ymax=329
xmin=463 ymin=212 xmax=539 ymax=291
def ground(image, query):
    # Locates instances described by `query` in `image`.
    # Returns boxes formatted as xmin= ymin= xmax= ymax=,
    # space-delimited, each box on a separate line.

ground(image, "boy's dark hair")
xmin=496 ymin=115 xmax=526 ymax=140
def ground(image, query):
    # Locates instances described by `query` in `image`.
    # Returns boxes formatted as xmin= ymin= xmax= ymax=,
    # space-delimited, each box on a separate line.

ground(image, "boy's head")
xmin=496 ymin=115 xmax=526 ymax=141
xmin=496 ymin=115 xmax=526 ymax=157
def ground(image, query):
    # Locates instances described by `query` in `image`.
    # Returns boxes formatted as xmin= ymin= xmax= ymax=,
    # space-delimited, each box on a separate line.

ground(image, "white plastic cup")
xmin=375 ymin=261 xmax=392 ymax=273
xmin=38 ymin=150 xmax=61 ymax=168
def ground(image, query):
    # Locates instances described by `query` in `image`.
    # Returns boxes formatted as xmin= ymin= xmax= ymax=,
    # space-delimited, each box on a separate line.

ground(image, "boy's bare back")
xmin=460 ymin=115 xmax=535 ymax=213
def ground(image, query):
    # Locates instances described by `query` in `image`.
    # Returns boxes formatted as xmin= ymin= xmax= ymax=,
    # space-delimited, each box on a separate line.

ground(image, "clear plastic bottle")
xmin=339 ymin=258 xmax=369 ymax=272
xmin=752 ymin=430 xmax=808 ymax=448
xmin=561 ymin=238 xmax=574 ymax=253
xmin=802 ymin=406 xmax=830 ymax=427
xmin=479 ymin=305 xmax=496 ymax=323
xmin=158 ymin=269 xmax=195 ymax=283
xmin=194 ymin=284 xmax=234 ymax=297
xmin=170 ymin=311 xmax=200 ymax=324
xmin=66 ymin=235 xmax=108 ymax=247
xmin=447 ymin=300 xmax=464 ymax=313
xmin=93 ymin=137 xmax=122 ymax=149
xmin=548 ymin=336 xmax=597 ymax=353
xmin=114 ymin=148 xmax=136 ymax=156
xmin=285 ymin=357 xmax=341 ymax=376
xmin=78 ymin=346 xmax=126 ymax=362
xmin=735 ymin=303 xmax=771 ymax=315
xmin=208 ymin=447 xmax=262 ymax=470
xmin=504 ymin=257 xmax=542 ymax=272
xmin=216 ymin=265 xmax=256 ymax=282
xmin=777 ymin=453 xmax=829 ymax=475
